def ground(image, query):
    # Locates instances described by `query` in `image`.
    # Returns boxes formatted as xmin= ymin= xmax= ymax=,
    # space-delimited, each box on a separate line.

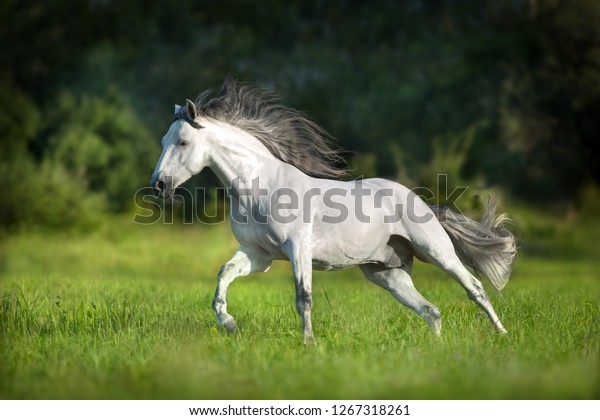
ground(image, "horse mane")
xmin=192 ymin=78 xmax=348 ymax=179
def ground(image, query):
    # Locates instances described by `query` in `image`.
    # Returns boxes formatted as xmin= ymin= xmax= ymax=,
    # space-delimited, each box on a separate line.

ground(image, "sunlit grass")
xmin=0 ymin=218 xmax=598 ymax=399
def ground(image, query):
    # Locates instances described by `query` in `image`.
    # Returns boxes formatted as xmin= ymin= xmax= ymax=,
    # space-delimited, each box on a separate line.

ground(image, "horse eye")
xmin=179 ymin=140 xmax=189 ymax=147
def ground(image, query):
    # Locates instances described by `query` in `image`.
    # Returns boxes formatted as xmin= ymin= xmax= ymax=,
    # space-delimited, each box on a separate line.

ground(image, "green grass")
xmin=1 ymin=218 xmax=598 ymax=399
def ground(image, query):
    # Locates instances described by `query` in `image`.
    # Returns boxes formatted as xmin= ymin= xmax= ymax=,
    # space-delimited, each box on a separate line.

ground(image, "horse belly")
xmin=310 ymin=222 xmax=392 ymax=270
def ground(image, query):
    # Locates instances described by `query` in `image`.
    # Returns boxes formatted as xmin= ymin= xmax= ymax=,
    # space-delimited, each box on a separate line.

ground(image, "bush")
xmin=42 ymin=89 xmax=157 ymax=210
xmin=0 ymin=156 xmax=105 ymax=231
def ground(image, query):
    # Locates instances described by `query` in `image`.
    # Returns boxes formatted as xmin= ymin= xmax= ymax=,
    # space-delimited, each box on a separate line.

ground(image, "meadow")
xmin=1 ymin=213 xmax=598 ymax=399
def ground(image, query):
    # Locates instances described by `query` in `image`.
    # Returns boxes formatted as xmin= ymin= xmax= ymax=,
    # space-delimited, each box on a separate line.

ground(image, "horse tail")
xmin=429 ymin=196 xmax=516 ymax=290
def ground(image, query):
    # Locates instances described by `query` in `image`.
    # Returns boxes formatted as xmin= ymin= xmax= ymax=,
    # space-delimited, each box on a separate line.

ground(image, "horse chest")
xmin=230 ymin=218 xmax=286 ymax=258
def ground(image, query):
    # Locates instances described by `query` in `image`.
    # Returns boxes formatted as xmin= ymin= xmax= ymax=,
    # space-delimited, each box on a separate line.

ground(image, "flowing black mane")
xmin=186 ymin=79 xmax=348 ymax=179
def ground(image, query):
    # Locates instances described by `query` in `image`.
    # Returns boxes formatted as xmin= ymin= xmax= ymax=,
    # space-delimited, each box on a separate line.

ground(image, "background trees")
xmin=1 ymin=0 xmax=598 ymax=228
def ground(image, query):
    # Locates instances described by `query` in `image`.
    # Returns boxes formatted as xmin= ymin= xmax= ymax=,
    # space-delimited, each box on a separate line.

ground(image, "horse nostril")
xmin=154 ymin=180 xmax=166 ymax=196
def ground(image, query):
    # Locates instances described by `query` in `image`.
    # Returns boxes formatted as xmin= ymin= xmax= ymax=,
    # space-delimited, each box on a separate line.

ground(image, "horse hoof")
xmin=430 ymin=319 xmax=442 ymax=337
xmin=303 ymin=335 xmax=317 ymax=345
xmin=221 ymin=318 xmax=238 ymax=333
xmin=494 ymin=319 xmax=508 ymax=334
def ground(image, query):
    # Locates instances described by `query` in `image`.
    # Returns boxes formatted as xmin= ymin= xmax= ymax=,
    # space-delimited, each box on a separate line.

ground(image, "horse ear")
xmin=174 ymin=104 xmax=181 ymax=115
xmin=185 ymin=99 xmax=197 ymax=119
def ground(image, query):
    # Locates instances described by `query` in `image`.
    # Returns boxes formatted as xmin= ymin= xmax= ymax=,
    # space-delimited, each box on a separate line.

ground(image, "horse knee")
xmin=217 ymin=263 xmax=234 ymax=280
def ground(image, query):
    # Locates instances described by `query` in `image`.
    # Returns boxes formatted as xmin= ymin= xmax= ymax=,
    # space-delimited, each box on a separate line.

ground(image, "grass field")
xmin=1 ymin=216 xmax=598 ymax=399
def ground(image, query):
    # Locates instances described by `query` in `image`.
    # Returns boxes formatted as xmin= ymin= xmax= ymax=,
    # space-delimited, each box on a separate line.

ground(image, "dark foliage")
xmin=1 ymin=0 xmax=598 ymax=228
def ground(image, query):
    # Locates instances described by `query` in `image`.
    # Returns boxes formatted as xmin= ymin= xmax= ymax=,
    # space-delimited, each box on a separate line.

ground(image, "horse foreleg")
xmin=212 ymin=246 xmax=271 ymax=333
xmin=285 ymin=241 xmax=315 ymax=344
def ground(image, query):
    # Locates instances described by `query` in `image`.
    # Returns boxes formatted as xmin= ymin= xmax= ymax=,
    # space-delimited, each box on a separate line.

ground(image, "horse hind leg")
xmin=360 ymin=262 xmax=442 ymax=336
xmin=414 ymin=241 xmax=507 ymax=334
xmin=445 ymin=260 xmax=507 ymax=334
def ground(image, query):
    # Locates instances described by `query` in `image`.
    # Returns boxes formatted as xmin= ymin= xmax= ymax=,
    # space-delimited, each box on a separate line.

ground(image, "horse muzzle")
xmin=151 ymin=176 xmax=175 ymax=199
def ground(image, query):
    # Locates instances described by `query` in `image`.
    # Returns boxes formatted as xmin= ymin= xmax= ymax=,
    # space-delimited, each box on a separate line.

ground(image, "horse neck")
xmin=204 ymin=121 xmax=280 ymax=190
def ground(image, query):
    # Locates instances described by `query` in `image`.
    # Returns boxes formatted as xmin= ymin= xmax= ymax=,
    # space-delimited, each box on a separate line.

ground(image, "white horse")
xmin=150 ymin=79 xmax=516 ymax=343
